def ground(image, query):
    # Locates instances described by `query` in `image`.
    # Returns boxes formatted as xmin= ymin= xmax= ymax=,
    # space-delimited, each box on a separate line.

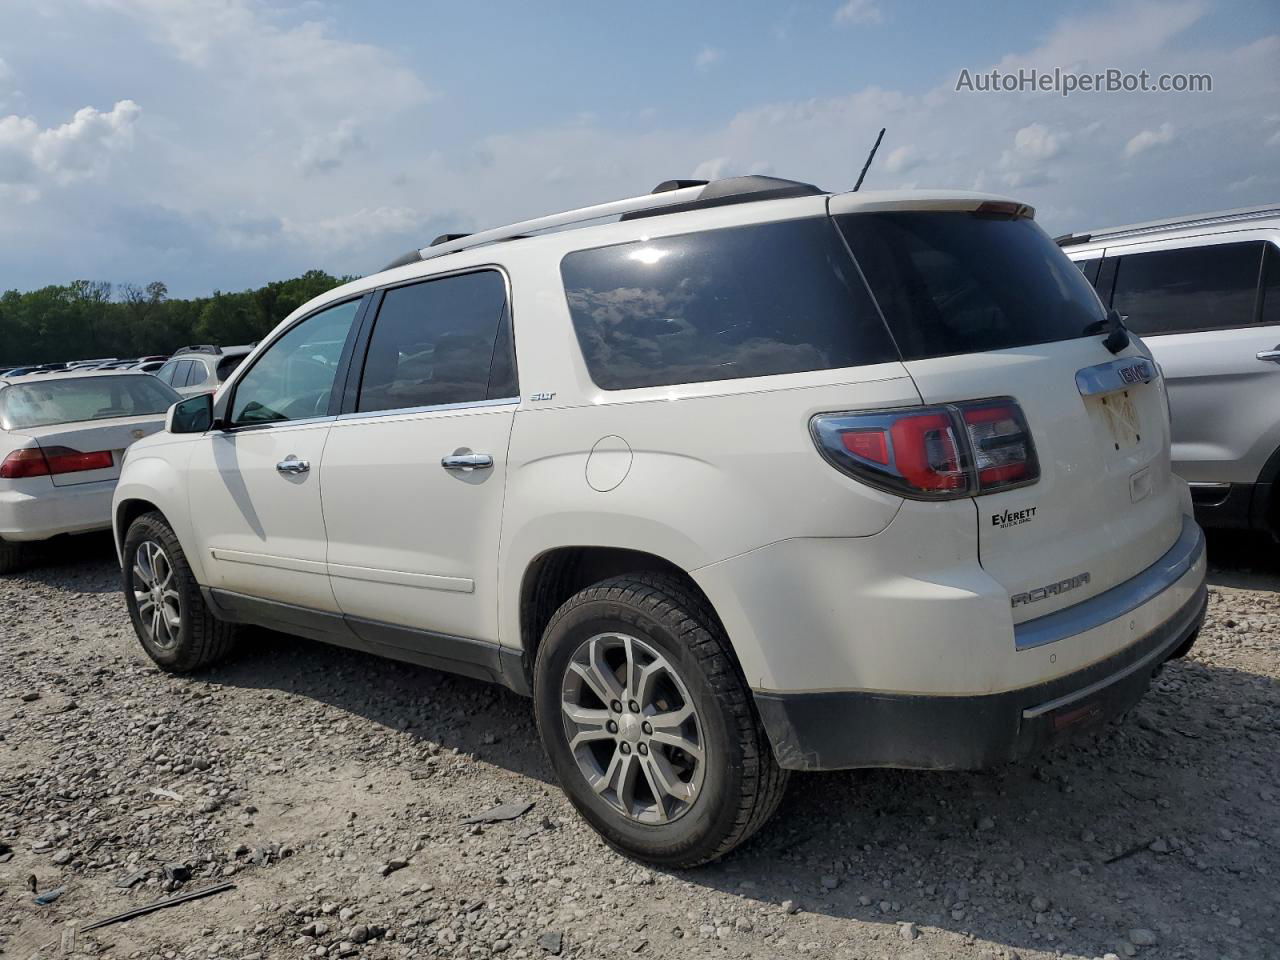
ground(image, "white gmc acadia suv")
xmin=112 ymin=176 xmax=1208 ymax=867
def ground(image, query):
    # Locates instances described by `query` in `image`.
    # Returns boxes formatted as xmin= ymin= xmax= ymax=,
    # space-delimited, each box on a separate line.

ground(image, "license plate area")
xmin=1086 ymin=388 xmax=1143 ymax=453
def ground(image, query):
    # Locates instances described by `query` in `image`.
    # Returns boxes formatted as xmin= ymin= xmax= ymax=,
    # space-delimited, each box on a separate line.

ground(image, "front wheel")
xmin=122 ymin=511 xmax=238 ymax=671
xmin=533 ymin=574 xmax=788 ymax=867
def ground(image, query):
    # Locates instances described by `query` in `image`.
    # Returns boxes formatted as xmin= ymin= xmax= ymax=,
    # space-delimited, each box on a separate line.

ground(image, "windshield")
xmin=836 ymin=212 xmax=1106 ymax=361
xmin=0 ymin=375 xmax=181 ymax=430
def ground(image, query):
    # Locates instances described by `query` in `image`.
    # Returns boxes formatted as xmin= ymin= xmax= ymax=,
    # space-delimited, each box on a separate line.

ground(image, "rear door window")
xmin=1110 ymin=241 xmax=1264 ymax=335
xmin=356 ymin=270 xmax=515 ymax=413
xmin=836 ymin=212 xmax=1105 ymax=361
xmin=560 ymin=217 xmax=897 ymax=390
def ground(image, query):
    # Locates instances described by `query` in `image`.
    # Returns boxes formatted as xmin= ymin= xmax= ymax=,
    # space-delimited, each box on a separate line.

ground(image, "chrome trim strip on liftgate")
xmin=1014 ymin=516 xmax=1204 ymax=651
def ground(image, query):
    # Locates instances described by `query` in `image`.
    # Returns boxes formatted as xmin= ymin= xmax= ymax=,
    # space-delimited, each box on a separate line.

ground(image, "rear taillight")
xmin=811 ymin=398 xmax=1038 ymax=500
xmin=0 ymin=446 xmax=113 ymax=479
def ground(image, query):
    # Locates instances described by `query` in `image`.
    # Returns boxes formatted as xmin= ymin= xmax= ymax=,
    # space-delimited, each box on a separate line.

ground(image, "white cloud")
xmin=1009 ymin=123 xmax=1066 ymax=162
xmin=833 ymin=0 xmax=883 ymax=26
xmin=694 ymin=46 xmax=724 ymax=71
xmin=297 ymin=118 xmax=366 ymax=175
xmin=883 ymin=145 xmax=919 ymax=174
xmin=1123 ymin=122 xmax=1175 ymax=158
xmin=692 ymin=156 xmax=735 ymax=181
xmin=0 ymin=99 xmax=141 ymax=194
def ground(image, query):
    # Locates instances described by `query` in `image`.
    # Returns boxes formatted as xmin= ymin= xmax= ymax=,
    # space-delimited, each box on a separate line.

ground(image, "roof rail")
xmin=175 ymin=344 xmax=221 ymax=355
xmin=1053 ymin=232 xmax=1093 ymax=247
xmin=377 ymin=176 xmax=827 ymax=273
xmin=1071 ymin=203 xmax=1280 ymax=244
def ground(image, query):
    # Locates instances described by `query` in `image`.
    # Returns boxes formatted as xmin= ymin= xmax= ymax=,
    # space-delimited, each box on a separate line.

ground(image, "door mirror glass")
xmin=166 ymin=392 xmax=213 ymax=434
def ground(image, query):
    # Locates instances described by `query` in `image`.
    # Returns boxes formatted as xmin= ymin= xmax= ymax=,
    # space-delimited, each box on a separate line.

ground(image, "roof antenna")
xmin=852 ymin=127 xmax=885 ymax=192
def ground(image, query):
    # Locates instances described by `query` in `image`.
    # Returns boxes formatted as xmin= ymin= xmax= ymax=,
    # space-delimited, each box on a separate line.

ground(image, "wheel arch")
xmin=514 ymin=545 xmax=733 ymax=694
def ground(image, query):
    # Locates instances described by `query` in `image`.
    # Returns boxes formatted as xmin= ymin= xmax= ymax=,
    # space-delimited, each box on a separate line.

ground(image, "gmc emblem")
xmin=1117 ymin=361 xmax=1153 ymax=385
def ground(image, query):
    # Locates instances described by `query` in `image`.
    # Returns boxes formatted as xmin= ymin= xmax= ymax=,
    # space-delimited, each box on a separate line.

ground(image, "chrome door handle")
xmin=276 ymin=456 xmax=310 ymax=475
xmin=1257 ymin=349 xmax=1280 ymax=363
xmin=441 ymin=453 xmax=493 ymax=471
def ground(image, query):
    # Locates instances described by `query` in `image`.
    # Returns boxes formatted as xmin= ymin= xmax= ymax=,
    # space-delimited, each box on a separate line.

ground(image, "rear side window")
xmin=357 ymin=270 xmax=515 ymax=413
xmin=155 ymin=360 xmax=179 ymax=385
xmin=560 ymin=217 xmax=897 ymax=391
xmin=216 ymin=354 xmax=246 ymax=382
xmin=184 ymin=360 xmax=209 ymax=388
xmin=837 ymin=212 xmax=1105 ymax=361
xmin=1110 ymin=241 xmax=1264 ymax=336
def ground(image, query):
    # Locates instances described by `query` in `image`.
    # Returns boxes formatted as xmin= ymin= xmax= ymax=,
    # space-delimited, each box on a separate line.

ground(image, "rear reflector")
xmin=811 ymin=397 xmax=1038 ymax=500
xmin=0 ymin=446 xmax=113 ymax=479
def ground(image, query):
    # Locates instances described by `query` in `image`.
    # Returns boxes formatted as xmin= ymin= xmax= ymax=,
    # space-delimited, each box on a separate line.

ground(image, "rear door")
xmin=835 ymin=202 xmax=1183 ymax=623
xmin=1102 ymin=233 xmax=1278 ymax=487
xmin=320 ymin=269 xmax=519 ymax=648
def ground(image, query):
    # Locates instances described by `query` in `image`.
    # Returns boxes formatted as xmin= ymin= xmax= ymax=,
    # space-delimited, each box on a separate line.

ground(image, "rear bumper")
xmin=0 ymin=479 xmax=115 ymax=542
xmin=754 ymin=520 xmax=1207 ymax=771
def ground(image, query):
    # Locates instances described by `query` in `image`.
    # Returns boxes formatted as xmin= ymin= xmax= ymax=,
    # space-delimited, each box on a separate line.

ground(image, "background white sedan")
xmin=0 ymin=370 xmax=180 ymax=573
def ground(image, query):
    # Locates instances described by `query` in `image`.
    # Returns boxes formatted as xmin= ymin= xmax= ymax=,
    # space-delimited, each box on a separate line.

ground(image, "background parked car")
xmin=1061 ymin=204 xmax=1280 ymax=535
xmin=154 ymin=344 xmax=254 ymax=397
xmin=0 ymin=369 xmax=181 ymax=573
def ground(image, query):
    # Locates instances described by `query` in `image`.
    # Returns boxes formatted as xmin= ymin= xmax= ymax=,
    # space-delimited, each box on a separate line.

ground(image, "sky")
xmin=0 ymin=0 xmax=1277 ymax=298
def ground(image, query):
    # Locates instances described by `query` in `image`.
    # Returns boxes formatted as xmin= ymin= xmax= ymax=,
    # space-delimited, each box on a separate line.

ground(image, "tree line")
xmin=0 ymin=270 xmax=350 ymax=365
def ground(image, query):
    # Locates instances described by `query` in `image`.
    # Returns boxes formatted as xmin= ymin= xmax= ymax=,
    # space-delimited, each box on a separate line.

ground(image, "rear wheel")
xmin=533 ymin=573 xmax=788 ymax=867
xmin=0 ymin=538 xmax=27 ymax=575
xmin=122 ymin=512 xmax=238 ymax=671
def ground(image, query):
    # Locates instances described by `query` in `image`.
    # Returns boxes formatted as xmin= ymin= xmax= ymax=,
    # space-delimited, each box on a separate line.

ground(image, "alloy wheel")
xmin=132 ymin=540 xmax=182 ymax=649
xmin=560 ymin=632 xmax=706 ymax=824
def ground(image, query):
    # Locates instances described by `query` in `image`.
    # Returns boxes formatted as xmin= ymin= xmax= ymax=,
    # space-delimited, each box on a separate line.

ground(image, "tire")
xmin=0 ymin=538 xmax=26 ymax=575
xmin=533 ymin=573 xmax=788 ymax=867
xmin=122 ymin=511 xmax=238 ymax=671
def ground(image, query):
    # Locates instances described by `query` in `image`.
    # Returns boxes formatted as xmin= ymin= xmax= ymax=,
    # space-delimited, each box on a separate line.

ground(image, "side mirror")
xmin=166 ymin=393 xmax=214 ymax=434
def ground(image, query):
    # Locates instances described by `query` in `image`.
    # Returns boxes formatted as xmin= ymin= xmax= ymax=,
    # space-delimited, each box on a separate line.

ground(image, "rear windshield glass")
xmin=836 ymin=212 xmax=1105 ymax=361
xmin=561 ymin=217 xmax=899 ymax=390
xmin=0 ymin=376 xmax=180 ymax=430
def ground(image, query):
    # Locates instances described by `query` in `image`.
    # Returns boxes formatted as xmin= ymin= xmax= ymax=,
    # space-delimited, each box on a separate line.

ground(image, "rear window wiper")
xmin=1083 ymin=308 xmax=1130 ymax=354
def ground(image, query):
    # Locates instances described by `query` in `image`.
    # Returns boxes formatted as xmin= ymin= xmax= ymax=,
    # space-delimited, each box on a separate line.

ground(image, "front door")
xmin=186 ymin=297 xmax=365 ymax=612
xmin=321 ymin=268 xmax=518 ymax=646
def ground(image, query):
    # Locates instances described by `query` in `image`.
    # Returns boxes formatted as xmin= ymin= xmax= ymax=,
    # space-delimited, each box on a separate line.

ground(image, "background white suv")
xmin=113 ymin=176 xmax=1207 ymax=866
xmin=1060 ymin=205 xmax=1280 ymax=535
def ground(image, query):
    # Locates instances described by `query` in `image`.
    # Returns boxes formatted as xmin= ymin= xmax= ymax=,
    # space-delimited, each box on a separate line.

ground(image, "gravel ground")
xmin=1 ymin=532 xmax=1277 ymax=960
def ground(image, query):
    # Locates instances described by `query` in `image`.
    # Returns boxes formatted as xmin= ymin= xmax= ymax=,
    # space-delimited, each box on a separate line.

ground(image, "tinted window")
xmin=155 ymin=360 xmax=180 ymax=385
xmin=561 ymin=218 xmax=896 ymax=390
xmin=837 ymin=212 xmax=1105 ymax=361
xmin=357 ymin=270 xmax=512 ymax=412
xmin=1263 ymin=243 xmax=1280 ymax=327
xmin=215 ymin=354 xmax=247 ymax=382
xmin=0 ymin=375 xmax=181 ymax=429
xmin=185 ymin=360 xmax=209 ymax=387
xmin=230 ymin=299 xmax=361 ymax=426
xmin=1111 ymin=241 xmax=1263 ymax=336
xmin=1074 ymin=257 xmax=1102 ymax=285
